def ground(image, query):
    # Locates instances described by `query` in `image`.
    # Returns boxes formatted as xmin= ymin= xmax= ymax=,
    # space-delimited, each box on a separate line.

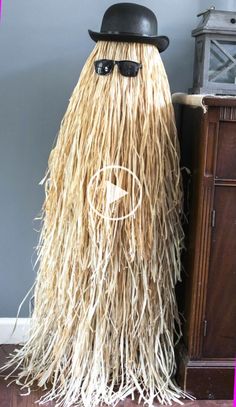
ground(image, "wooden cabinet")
xmin=174 ymin=96 xmax=236 ymax=399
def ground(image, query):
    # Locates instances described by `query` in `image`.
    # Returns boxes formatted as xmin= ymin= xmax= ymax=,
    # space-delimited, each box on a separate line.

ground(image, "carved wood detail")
xmin=190 ymin=185 xmax=213 ymax=358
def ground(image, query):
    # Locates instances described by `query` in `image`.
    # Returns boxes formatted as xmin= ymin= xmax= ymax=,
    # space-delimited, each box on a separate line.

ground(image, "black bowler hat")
xmin=88 ymin=3 xmax=169 ymax=53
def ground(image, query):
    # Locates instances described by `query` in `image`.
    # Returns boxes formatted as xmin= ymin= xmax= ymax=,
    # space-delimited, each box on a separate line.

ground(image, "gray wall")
xmin=0 ymin=0 xmax=230 ymax=317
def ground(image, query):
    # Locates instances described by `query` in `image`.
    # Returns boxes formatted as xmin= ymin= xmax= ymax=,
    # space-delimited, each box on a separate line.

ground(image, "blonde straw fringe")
xmin=1 ymin=41 xmax=194 ymax=406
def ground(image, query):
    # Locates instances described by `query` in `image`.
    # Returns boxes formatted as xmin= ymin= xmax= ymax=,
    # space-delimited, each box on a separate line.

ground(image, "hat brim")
xmin=88 ymin=30 xmax=169 ymax=53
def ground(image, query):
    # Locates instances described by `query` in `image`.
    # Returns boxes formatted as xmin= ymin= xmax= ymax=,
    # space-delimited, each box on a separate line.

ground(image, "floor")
xmin=0 ymin=345 xmax=233 ymax=407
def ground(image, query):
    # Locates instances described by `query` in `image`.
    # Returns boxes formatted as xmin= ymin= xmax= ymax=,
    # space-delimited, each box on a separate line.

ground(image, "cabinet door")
xmin=215 ymin=122 xmax=236 ymax=179
xmin=203 ymin=186 xmax=236 ymax=358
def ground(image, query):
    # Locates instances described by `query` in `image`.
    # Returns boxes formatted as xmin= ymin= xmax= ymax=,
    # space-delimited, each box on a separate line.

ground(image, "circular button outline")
xmin=87 ymin=165 xmax=142 ymax=221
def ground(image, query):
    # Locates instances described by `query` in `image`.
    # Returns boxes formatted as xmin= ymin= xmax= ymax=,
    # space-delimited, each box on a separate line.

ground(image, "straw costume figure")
xmin=3 ymin=3 xmax=191 ymax=406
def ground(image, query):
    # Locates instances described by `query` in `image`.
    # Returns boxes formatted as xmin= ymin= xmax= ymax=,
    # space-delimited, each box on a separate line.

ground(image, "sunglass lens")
xmin=94 ymin=60 xmax=113 ymax=75
xmin=118 ymin=61 xmax=141 ymax=77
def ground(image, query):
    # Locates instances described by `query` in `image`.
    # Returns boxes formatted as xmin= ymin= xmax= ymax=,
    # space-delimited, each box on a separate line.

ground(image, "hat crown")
xmin=100 ymin=3 xmax=158 ymax=37
xmin=88 ymin=2 xmax=169 ymax=53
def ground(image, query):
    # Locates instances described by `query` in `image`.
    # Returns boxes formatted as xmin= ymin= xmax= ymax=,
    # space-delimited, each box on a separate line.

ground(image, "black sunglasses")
xmin=94 ymin=59 xmax=142 ymax=77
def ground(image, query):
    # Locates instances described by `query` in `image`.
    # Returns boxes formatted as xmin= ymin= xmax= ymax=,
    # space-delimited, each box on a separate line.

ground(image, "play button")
xmin=87 ymin=165 xmax=142 ymax=221
xmin=105 ymin=180 xmax=128 ymax=205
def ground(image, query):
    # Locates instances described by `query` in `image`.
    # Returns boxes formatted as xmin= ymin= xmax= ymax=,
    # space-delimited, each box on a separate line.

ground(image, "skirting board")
xmin=0 ymin=318 xmax=30 ymax=344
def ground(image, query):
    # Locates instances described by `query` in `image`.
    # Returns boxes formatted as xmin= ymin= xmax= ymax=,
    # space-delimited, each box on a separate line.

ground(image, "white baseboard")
xmin=0 ymin=318 xmax=30 ymax=344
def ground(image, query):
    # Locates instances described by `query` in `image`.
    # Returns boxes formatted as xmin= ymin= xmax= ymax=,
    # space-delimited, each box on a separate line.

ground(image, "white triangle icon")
xmin=105 ymin=180 xmax=128 ymax=205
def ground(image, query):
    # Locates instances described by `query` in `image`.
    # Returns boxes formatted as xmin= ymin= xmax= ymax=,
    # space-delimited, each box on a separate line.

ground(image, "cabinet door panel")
xmin=216 ymin=122 xmax=236 ymax=179
xmin=203 ymin=186 xmax=236 ymax=358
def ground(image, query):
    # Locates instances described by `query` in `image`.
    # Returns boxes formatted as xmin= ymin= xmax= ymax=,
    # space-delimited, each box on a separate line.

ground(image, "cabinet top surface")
xmin=172 ymin=93 xmax=236 ymax=109
xmin=203 ymin=96 xmax=236 ymax=107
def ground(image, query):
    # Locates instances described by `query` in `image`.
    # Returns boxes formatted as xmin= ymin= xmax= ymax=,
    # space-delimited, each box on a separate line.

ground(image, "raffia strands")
xmin=2 ymin=41 xmax=193 ymax=406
